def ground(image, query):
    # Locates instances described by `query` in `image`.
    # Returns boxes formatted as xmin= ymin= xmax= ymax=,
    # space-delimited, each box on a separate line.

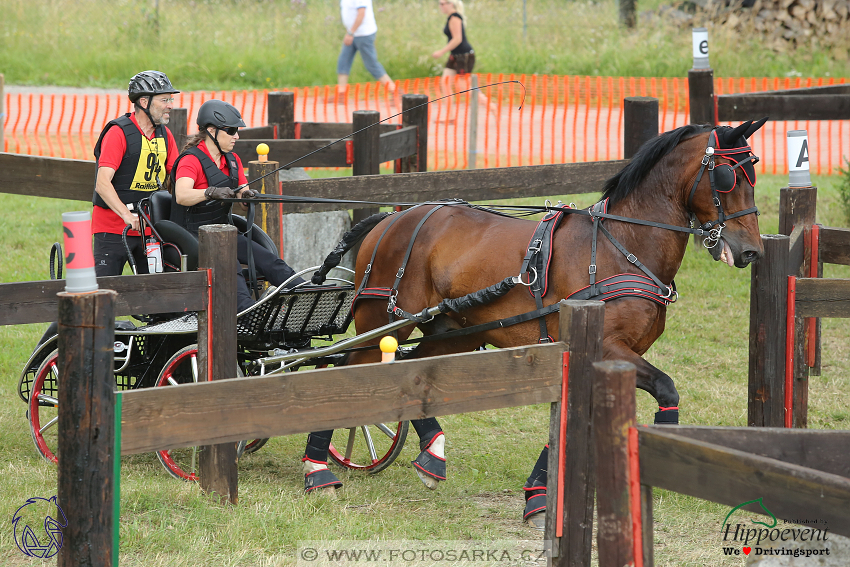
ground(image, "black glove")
xmin=238 ymin=188 xmax=258 ymax=199
xmin=204 ymin=186 xmax=237 ymax=200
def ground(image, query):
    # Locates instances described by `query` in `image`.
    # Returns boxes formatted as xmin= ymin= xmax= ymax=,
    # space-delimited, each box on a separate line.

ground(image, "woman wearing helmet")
xmin=171 ymin=99 xmax=303 ymax=311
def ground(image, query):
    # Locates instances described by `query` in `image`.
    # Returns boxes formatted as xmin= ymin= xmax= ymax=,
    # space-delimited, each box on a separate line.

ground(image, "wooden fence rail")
xmin=591 ymin=363 xmax=850 ymax=567
xmin=0 ymin=271 xmax=207 ymax=326
xmin=717 ymin=84 xmax=850 ymax=121
xmin=0 ymin=151 xmax=627 ymax=212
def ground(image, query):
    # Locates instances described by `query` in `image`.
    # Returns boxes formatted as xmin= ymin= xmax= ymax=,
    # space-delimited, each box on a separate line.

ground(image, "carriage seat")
xmin=147 ymin=191 xmax=279 ymax=273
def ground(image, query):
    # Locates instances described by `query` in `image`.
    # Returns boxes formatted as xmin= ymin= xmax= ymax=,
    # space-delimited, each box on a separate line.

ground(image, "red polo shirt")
xmin=174 ymin=142 xmax=249 ymax=190
xmin=93 ymin=113 xmax=178 ymax=235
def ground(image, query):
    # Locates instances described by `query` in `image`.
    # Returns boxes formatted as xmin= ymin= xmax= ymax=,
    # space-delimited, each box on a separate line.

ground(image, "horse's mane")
xmin=601 ymin=124 xmax=713 ymax=206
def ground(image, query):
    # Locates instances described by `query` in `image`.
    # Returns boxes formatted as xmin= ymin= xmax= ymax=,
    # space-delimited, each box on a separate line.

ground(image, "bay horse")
xmin=301 ymin=119 xmax=767 ymax=508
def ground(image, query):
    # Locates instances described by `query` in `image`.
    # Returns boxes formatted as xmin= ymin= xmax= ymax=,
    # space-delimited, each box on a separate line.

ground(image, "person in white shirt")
xmin=337 ymin=0 xmax=397 ymax=101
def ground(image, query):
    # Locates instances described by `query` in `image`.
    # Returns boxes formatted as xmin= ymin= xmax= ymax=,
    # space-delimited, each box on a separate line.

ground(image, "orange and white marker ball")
xmin=380 ymin=336 xmax=398 ymax=362
xmin=256 ymin=143 xmax=270 ymax=162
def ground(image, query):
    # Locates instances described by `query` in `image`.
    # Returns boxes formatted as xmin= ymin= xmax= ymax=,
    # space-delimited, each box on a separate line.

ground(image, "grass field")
xmin=0 ymin=170 xmax=847 ymax=565
xmin=1 ymin=0 xmax=849 ymax=90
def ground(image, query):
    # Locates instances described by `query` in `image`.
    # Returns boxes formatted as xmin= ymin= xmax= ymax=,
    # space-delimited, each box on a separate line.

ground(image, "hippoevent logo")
xmin=720 ymin=497 xmax=831 ymax=559
xmin=11 ymin=496 xmax=67 ymax=559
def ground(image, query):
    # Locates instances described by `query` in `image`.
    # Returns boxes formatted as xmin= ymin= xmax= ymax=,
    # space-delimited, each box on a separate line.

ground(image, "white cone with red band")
xmin=62 ymin=211 xmax=98 ymax=293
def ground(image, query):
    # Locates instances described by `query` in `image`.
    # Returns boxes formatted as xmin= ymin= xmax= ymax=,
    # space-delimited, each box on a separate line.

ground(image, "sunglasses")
xmin=220 ymin=126 xmax=239 ymax=136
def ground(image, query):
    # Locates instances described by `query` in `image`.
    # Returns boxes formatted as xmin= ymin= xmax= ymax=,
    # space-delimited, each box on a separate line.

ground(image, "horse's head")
xmin=688 ymin=118 xmax=768 ymax=268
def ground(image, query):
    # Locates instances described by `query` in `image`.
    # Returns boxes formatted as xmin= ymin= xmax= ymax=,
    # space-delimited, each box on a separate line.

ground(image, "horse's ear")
xmin=744 ymin=117 xmax=769 ymax=139
xmin=726 ymin=121 xmax=752 ymax=142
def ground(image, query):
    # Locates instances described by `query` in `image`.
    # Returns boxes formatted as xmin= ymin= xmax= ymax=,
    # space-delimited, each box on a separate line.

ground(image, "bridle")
xmin=687 ymin=128 xmax=760 ymax=249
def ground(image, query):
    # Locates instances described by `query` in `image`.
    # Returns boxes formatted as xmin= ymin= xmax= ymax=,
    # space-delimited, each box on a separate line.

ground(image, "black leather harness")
xmin=352 ymin=128 xmax=761 ymax=345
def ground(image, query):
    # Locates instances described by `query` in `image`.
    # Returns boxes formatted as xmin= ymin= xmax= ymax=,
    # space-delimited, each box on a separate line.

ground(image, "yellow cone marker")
xmin=256 ymin=142 xmax=270 ymax=162
xmin=380 ymin=336 xmax=398 ymax=363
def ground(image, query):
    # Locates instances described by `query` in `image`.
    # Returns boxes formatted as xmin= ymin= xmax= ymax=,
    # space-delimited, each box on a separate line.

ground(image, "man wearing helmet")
xmin=170 ymin=99 xmax=303 ymax=311
xmin=92 ymin=70 xmax=180 ymax=276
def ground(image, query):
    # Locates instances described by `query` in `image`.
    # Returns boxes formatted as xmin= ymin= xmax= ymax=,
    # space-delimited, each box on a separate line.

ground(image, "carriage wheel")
xmin=328 ymin=421 xmax=409 ymax=474
xmin=154 ymin=345 xmax=268 ymax=481
xmin=29 ymin=350 xmax=60 ymax=464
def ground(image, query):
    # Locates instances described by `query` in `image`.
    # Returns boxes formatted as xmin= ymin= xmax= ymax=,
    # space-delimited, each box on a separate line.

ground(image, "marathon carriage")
xmin=17 ymin=192 xmax=410 ymax=481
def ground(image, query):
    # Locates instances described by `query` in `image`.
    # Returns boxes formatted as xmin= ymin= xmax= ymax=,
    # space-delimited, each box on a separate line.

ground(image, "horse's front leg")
xmin=603 ymin=339 xmax=680 ymax=424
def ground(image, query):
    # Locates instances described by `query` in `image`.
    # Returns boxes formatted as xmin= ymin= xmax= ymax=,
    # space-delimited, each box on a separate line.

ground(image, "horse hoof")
xmin=304 ymin=468 xmax=343 ymax=495
xmin=416 ymin=469 xmax=440 ymax=490
xmin=525 ymin=512 xmax=545 ymax=531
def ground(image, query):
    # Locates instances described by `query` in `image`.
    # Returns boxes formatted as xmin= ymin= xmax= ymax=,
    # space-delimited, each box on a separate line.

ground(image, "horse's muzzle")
xmin=739 ymin=247 xmax=762 ymax=266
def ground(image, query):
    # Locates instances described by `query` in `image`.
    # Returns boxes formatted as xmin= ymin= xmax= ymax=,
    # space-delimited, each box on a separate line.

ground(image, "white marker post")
xmin=689 ymin=28 xmax=715 ymax=125
xmin=692 ymin=27 xmax=710 ymax=69
xmin=787 ymin=130 xmax=812 ymax=187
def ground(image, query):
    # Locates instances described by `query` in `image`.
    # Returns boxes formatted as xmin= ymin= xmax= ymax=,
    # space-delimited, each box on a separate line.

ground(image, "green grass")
xmin=1 ymin=0 xmax=848 ymax=90
xmin=0 ymin=175 xmax=848 ymax=565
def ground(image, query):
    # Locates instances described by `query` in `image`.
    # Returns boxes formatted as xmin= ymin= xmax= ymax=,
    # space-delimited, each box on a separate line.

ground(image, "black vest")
xmin=92 ymin=114 xmax=170 ymax=209
xmin=169 ymin=147 xmax=240 ymax=235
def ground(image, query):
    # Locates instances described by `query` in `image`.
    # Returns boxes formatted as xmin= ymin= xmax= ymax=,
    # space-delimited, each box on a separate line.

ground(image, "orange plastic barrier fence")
xmin=3 ymin=75 xmax=848 ymax=175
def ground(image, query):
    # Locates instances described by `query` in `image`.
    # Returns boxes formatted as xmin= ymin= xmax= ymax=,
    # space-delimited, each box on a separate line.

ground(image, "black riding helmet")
xmin=128 ymin=70 xmax=180 ymax=103
xmin=196 ymin=99 xmax=247 ymax=130
xmin=197 ymin=99 xmax=247 ymax=156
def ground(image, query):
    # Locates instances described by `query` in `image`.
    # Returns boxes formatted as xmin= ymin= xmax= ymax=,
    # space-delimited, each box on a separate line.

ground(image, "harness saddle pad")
xmin=522 ymin=209 xmax=565 ymax=299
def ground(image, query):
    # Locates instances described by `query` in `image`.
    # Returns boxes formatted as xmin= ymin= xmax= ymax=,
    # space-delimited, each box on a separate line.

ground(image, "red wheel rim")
xmin=328 ymin=422 xmax=405 ymax=471
xmin=156 ymin=348 xmax=199 ymax=481
xmin=30 ymin=354 xmax=59 ymax=464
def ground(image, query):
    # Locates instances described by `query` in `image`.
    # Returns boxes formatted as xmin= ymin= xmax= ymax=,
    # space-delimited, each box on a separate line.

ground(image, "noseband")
xmin=687 ymin=129 xmax=760 ymax=249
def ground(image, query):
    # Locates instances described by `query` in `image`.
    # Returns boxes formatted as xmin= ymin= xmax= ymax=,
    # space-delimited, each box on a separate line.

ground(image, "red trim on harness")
xmin=657 ymin=406 xmax=679 ymax=411
xmin=568 ymin=274 xmax=672 ymax=307
xmin=351 ymin=287 xmax=394 ymax=314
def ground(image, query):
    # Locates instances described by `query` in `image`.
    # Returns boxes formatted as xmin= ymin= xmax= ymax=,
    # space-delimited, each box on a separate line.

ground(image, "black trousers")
xmin=235 ymin=235 xmax=304 ymax=312
xmin=93 ymin=232 xmax=149 ymax=277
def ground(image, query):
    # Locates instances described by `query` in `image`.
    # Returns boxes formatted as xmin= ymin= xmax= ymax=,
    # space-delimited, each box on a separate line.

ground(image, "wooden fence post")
xmin=779 ymin=185 xmax=818 ymax=427
xmin=269 ymin=91 xmax=295 ymax=140
xmin=623 ymin=97 xmax=658 ymax=159
xmin=401 ymin=94 xmax=429 ymax=173
xmin=688 ymin=69 xmax=715 ymax=125
xmin=592 ymin=360 xmax=638 ymax=567
xmin=351 ymin=109 xmax=381 ymax=228
xmin=547 ymin=299 xmax=605 ymax=566
xmin=197 ymin=225 xmax=239 ymax=504
xmin=57 ymin=289 xmax=117 ymax=567
xmin=748 ymin=234 xmax=790 ymax=427
xmin=248 ymin=149 xmax=283 ymax=257
xmin=619 ymin=0 xmax=636 ymax=27
xmin=170 ymin=107 xmax=188 ymax=152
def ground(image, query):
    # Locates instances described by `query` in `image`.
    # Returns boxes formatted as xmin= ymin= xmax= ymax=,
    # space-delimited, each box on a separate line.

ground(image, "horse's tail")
xmin=311 ymin=211 xmax=393 ymax=284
